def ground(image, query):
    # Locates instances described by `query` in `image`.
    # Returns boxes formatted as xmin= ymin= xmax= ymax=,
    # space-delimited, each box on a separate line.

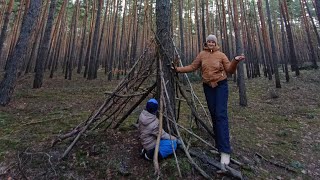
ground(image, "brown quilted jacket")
xmin=176 ymin=46 xmax=239 ymax=88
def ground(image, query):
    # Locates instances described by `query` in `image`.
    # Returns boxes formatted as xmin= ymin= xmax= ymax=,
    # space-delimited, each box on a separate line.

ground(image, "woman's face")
xmin=207 ymin=40 xmax=216 ymax=49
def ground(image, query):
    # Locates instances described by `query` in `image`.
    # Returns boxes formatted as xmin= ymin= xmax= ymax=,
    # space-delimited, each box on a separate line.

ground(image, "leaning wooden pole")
xmin=58 ymin=44 xmax=154 ymax=158
xmin=153 ymin=58 xmax=163 ymax=176
xmin=175 ymin=76 xmax=215 ymax=139
xmin=161 ymin=73 xmax=211 ymax=179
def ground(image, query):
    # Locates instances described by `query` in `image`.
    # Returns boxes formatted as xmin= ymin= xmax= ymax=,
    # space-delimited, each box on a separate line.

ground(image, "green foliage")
xmin=286 ymin=0 xmax=302 ymax=20
xmin=12 ymin=0 xmax=21 ymax=12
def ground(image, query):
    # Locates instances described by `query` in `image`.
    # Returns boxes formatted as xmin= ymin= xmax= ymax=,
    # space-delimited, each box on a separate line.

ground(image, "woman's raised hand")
xmin=235 ymin=55 xmax=245 ymax=62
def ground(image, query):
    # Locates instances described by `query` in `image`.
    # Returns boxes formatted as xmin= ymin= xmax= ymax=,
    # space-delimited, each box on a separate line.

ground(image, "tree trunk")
xmin=206 ymin=0 xmax=210 ymax=34
xmin=201 ymin=0 xmax=206 ymax=43
xmin=266 ymin=0 xmax=281 ymax=88
xmin=107 ymin=0 xmax=120 ymax=80
xmin=195 ymin=0 xmax=201 ymax=52
xmin=47 ymin=0 xmax=67 ymax=71
xmin=178 ymin=0 xmax=186 ymax=66
xmin=65 ymin=0 xmax=79 ymax=80
xmin=240 ymin=0 xmax=253 ymax=79
xmin=280 ymin=0 xmax=300 ymax=76
xmin=257 ymin=0 xmax=272 ymax=80
xmin=97 ymin=0 xmax=110 ymax=76
xmin=156 ymin=0 xmax=176 ymax=127
xmin=0 ymin=0 xmax=42 ymax=106
xmin=315 ymin=0 xmax=320 ymax=21
xmin=50 ymin=17 xmax=65 ymax=78
xmin=88 ymin=0 xmax=102 ymax=80
xmin=221 ymin=0 xmax=230 ymax=58
xmin=0 ymin=0 xmax=6 ymax=26
xmin=33 ymin=0 xmax=57 ymax=88
xmin=77 ymin=0 xmax=89 ymax=74
xmin=232 ymin=0 xmax=247 ymax=106
xmin=302 ymin=0 xmax=319 ymax=69
xmin=24 ymin=10 xmax=46 ymax=74
xmin=279 ymin=6 xmax=289 ymax=82
xmin=227 ymin=0 xmax=235 ymax=57
xmin=65 ymin=0 xmax=80 ymax=80
xmin=84 ymin=0 xmax=96 ymax=78
xmin=7 ymin=0 xmax=25 ymax=62
xmin=305 ymin=0 xmax=320 ymax=50
xmin=128 ymin=0 xmax=138 ymax=70
xmin=117 ymin=0 xmax=127 ymax=78
xmin=0 ymin=0 xmax=14 ymax=62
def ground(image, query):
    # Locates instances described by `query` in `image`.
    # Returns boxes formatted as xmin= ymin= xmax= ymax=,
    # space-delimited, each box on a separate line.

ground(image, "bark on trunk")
xmin=33 ymin=0 xmax=57 ymax=88
xmin=156 ymin=0 xmax=176 ymax=129
xmin=88 ymin=0 xmax=102 ymax=80
xmin=280 ymin=0 xmax=300 ymax=76
xmin=0 ymin=0 xmax=42 ymax=106
xmin=0 ymin=0 xmax=14 ymax=62
xmin=266 ymin=0 xmax=281 ymax=88
xmin=232 ymin=0 xmax=247 ymax=106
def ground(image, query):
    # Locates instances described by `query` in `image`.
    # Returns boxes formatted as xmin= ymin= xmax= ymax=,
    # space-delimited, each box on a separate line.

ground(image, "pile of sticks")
xmin=52 ymin=38 xmax=244 ymax=179
xmin=52 ymin=40 xmax=158 ymax=159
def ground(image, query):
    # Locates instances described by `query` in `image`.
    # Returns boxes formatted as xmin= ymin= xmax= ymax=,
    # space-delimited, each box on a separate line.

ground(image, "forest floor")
xmin=0 ymin=69 xmax=319 ymax=179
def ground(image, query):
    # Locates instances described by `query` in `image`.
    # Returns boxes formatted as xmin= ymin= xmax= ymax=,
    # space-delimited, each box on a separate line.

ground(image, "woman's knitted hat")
xmin=206 ymin=34 xmax=217 ymax=43
xmin=146 ymin=98 xmax=158 ymax=114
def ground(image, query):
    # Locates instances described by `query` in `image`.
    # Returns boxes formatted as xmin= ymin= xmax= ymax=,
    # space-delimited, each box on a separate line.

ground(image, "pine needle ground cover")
xmin=0 ymin=70 xmax=319 ymax=179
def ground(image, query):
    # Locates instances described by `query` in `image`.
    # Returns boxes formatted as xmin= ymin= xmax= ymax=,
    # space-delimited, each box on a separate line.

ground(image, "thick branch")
xmin=189 ymin=149 xmax=243 ymax=179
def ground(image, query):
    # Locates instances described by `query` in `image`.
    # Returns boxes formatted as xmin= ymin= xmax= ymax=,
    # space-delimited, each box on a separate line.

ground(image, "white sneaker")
xmin=220 ymin=152 xmax=230 ymax=165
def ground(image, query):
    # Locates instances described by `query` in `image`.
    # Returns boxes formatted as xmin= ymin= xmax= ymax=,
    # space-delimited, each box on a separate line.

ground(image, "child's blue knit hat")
xmin=146 ymin=98 xmax=158 ymax=114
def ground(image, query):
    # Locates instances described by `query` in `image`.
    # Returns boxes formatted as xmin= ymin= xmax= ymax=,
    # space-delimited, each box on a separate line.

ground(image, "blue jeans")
xmin=203 ymin=80 xmax=231 ymax=154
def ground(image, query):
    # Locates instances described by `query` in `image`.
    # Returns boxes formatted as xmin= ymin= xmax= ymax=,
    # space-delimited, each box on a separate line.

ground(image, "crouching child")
xmin=138 ymin=98 xmax=181 ymax=160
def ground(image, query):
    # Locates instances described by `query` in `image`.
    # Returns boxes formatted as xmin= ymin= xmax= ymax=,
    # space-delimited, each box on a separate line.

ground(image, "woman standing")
xmin=174 ymin=34 xmax=245 ymax=165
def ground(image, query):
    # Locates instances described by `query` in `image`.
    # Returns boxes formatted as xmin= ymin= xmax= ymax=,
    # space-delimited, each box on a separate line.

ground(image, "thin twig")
xmin=21 ymin=115 xmax=64 ymax=126
xmin=162 ymin=79 xmax=182 ymax=177
xmin=17 ymin=152 xmax=29 ymax=180
xmin=104 ymin=91 xmax=149 ymax=98
xmin=166 ymin=116 xmax=216 ymax=151
xmin=0 ymin=162 xmax=16 ymax=176
xmin=255 ymin=152 xmax=297 ymax=173
xmin=23 ymin=151 xmax=57 ymax=176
